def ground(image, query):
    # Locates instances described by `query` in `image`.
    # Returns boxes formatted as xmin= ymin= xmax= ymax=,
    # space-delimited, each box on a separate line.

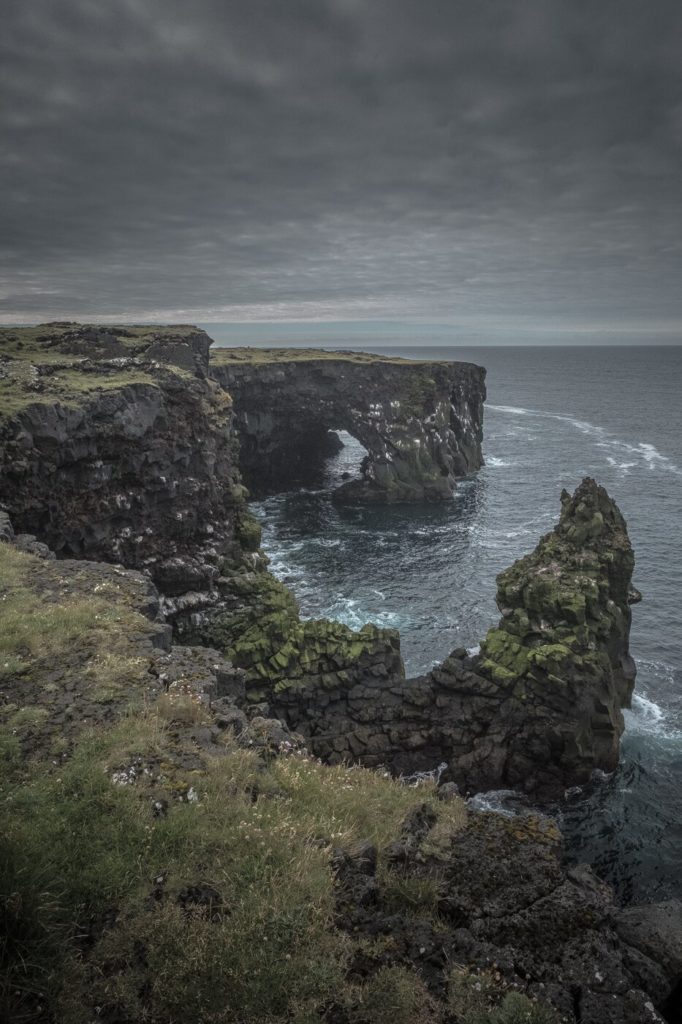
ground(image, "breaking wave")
xmin=488 ymin=404 xmax=682 ymax=477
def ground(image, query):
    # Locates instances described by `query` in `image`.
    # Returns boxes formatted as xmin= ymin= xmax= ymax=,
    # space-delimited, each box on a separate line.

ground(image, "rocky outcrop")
xmin=468 ymin=476 xmax=639 ymax=793
xmin=0 ymin=323 xmax=248 ymax=600
xmin=178 ymin=561 xmax=404 ymax=704
xmin=211 ymin=349 xmax=485 ymax=502
xmin=0 ymin=517 xmax=290 ymax=765
xmin=1 ymin=527 xmax=675 ymax=1024
xmin=334 ymin=807 xmax=677 ymax=1023
xmin=269 ymin=479 xmax=639 ymax=799
xmin=0 ymin=325 xmax=442 ymax=756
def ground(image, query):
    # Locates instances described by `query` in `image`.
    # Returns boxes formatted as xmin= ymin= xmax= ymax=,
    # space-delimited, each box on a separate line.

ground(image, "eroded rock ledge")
xmin=1 ymin=325 xmax=676 ymax=1022
xmin=0 ymin=323 xmax=246 ymax=597
xmin=211 ymin=348 xmax=486 ymax=502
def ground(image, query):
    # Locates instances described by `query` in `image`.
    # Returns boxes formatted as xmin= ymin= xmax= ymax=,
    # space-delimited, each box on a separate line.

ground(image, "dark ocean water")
xmin=250 ymin=345 xmax=682 ymax=905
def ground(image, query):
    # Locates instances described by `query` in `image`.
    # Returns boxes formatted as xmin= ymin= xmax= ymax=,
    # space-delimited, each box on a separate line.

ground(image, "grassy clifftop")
xmin=0 ymin=323 xmax=201 ymax=353
xmin=0 ymin=539 xmax=566 ymax=1024
xmin=0 ymin=324 xmax=206 ymax=417
xmin=0 ymin=324 xmax=471 ymax=418
xmin=211 ymin=345 xmax=457 ymax=366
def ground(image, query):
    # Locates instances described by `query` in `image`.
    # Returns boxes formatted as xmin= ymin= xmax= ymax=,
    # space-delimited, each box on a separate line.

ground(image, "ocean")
xmin=249 ymin=345 xmax=682 ymax=905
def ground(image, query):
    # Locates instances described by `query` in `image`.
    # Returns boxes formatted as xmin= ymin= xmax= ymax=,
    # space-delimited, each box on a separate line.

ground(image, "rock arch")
xmin=210 ymin=350 xmax=486 ymax=502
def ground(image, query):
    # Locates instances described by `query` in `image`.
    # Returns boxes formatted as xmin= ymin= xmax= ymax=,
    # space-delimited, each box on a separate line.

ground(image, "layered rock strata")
xmin=211 ymin=348 xmax=486 ymax=502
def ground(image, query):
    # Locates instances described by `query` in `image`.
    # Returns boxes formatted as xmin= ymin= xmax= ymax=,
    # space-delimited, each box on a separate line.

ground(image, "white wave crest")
xmin=466 ymin=789 xmax=521 ymax=816
xmin=625 ymin=690 xmax=681 ymax=740
xmin=488 ymin=404 xmax=682 ymax=477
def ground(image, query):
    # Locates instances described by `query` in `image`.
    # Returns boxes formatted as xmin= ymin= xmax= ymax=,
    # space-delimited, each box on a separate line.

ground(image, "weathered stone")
xmin=615 ymin=899 xmax=682 ymax=1007
xmin=0 ymin=510 xmax=14 ymax=543
xmin=0 ymin=326 xmax=245 ymax=603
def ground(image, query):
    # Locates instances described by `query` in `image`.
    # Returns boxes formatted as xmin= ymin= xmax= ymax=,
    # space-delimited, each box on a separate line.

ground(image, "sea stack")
xmin=466 ymin=476 xmax=640 ymax=794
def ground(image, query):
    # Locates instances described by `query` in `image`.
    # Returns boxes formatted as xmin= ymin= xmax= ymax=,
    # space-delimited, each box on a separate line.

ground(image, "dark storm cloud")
xmin=1 ymin=0 xmax=682 ymax=332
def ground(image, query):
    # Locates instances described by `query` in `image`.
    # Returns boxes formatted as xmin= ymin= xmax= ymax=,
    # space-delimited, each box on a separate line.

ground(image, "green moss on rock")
xmin=474 ymin=478 xmax=638 ymax=784
xmin=234 ymin=511 xmax=262 ymax=552
xmin=185 ymin=567 xmax=400 ymax=697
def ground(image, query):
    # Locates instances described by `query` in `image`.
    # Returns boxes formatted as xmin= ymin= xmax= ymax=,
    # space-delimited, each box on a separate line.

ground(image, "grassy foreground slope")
xmin=0 ymin=541 xmax=560 ymax=1024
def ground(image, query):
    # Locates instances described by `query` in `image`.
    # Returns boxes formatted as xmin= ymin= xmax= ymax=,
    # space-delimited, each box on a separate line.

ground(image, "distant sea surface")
xmin=249 ymin=345 xmax=682 ymax=905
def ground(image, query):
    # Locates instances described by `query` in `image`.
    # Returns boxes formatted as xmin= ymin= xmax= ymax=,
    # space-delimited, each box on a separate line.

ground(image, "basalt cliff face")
xmin=0 ymin=323 xmax=246 ymax=600
xmin=211 ymin=348 xmax=485 ymax=502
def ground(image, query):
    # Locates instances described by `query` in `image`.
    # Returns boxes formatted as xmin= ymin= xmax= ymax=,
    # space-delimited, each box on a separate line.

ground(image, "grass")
xmin=0 ymin=323 xmax=475 ymax=420
xmin=211 ymin=345 xmax=455 ymax=366
xmin=0 ymin=544 xmax=564 ymax=1024
xmin=0 ymin=324 xmax=199 ymax=418
xmin=0 ymin=706 xmax=465 ymax=1023
xmin=0 ymin=544 xmax=160 ymax=768
xmin=0 ymin=545 xmax=151 ymax=685
xmin=448 ymin=971 xmax=563 ymax=1023
xmin=0 ymin=370 xmax=162 ymax=416
xmin=0 ymin=323 xmax=204 ymax=358
xmin=0 ymin=543 xmax=470 ymax=1023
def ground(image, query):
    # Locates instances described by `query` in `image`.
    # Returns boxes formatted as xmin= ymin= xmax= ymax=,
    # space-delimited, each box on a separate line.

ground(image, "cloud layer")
xmin=2 ymin=0 xmax=682 ymax=333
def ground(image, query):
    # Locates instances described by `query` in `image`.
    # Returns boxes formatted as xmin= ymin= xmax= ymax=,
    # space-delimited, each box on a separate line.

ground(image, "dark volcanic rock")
xmin=270 ymin=478 xmax=639 ymax=799
xmin=211 ymin=351 xmax=486 ymax=502
xmin=615 ymin=900 xmax=682 ymax=1010
xmin=334 ymin=809 xmax=671 ymax=1023
xmin=0 ymin=327 xmax=639 ymax=800
xmin=0 ymin=326 xmax=246 ymax=600
xmin=467 ymin=476 xmax=638 ymax=794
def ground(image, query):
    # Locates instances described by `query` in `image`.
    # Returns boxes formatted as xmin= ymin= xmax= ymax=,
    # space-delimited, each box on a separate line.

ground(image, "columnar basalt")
xmin=269 ymin=479 xmax=640 ymax=799
xmin=0 ymin=326 xmax=423 ymax=709
xmin=210 ymin=349 xmax=486 ymax=502
xmin=469 ymin=476 xmax=640 ymax=793
xmin=1 ymin=526 xmax=676 ymax=1024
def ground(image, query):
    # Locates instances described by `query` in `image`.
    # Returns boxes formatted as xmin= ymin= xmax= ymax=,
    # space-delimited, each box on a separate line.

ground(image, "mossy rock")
xmin=235 ymin=513 xmax=262 ymax=552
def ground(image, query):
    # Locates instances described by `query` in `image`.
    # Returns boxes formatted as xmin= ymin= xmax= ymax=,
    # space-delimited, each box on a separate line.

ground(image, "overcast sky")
xmin=2 ymin=0 xmax=682 ymax=339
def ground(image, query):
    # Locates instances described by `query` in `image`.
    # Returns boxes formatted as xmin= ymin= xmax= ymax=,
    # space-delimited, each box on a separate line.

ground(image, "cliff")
xmin=262 ymin=479 xmax=640 ymax=799
xmin=0 ymin=323 xmax=246 ymax=598
xmin=1 ymin=525 xmax=678 ymax=1024
xmin=2 ymin=326 xmax=679 ymax=1022
xmin=0 ymin=327 xmax=638 ymax=800
xmin=211 ymin=347 xmax=486 ymax=502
